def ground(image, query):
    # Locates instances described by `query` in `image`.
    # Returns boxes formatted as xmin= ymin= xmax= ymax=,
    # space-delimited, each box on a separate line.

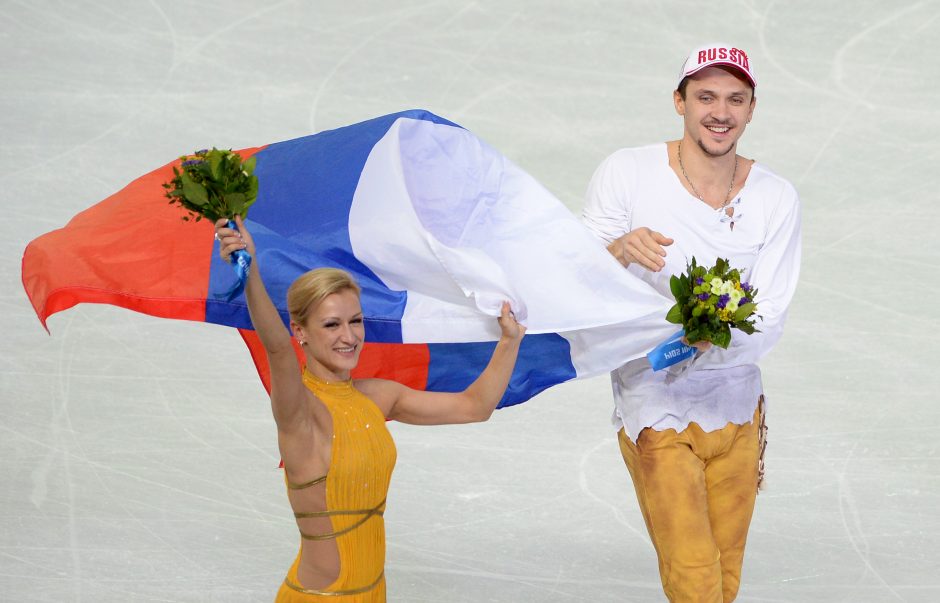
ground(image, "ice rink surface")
xmin=3 ymin=1 xmax=939 ymax=601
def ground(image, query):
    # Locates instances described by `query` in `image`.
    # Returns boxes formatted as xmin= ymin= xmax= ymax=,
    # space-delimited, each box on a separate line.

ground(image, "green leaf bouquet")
xmin=162 ymin=148 xmax=258 ymax=222
xmin=665 ymin=257 xmax=760 ymax=349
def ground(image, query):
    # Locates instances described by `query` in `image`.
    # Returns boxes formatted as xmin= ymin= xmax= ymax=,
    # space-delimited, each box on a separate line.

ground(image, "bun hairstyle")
xmin=287 ymin=268 xmax=362 ymax=325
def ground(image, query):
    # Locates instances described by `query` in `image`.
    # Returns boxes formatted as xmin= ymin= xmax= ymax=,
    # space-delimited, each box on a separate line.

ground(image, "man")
xmin=582 ymin=43 xmax=801 ymax=602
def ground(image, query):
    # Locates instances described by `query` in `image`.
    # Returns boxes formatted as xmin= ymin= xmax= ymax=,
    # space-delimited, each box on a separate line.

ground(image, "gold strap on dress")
xmin=296 ymin=499 xmax=386 ymax=541
xmin=283 ymin=570 xmax=384 ymax=597
xmin=287 ymin=474 xmax=327 ymax=490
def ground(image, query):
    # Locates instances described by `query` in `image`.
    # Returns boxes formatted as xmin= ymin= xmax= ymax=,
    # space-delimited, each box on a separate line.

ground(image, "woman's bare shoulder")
xmin=353 ymin=378 xmax=403 ymax=416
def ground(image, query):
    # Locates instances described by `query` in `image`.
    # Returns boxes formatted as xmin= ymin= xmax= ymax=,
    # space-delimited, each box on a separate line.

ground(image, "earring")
xmin=297 ymin=338 xmax=306 ymax=346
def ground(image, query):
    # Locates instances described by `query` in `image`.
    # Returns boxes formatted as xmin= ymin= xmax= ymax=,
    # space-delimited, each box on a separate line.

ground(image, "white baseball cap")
xmin=678 ymin=43 xmax=756 ymax=88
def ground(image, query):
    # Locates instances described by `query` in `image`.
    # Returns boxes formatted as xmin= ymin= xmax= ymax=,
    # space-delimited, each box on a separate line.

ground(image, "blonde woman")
xmin=215 ymin=217 xmax=525 ymax=602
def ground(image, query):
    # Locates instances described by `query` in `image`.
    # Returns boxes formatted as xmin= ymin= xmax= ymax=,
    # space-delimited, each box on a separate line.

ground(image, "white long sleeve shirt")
xmin=582 ymin=143 xmax=801 ymax=442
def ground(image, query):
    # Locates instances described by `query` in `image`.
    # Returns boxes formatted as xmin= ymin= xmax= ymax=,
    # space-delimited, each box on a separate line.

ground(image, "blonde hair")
xmin=287 ymin=268 xmax=362 ymax=325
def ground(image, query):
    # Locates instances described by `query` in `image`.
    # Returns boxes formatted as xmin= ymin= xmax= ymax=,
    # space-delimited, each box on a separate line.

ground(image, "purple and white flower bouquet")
xmin=665 ymin=257 xmax=760 ymax=348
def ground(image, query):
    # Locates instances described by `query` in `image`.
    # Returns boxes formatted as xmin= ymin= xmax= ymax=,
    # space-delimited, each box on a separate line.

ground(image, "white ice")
xmin=2 ymin=1 xmax=939 ymax=601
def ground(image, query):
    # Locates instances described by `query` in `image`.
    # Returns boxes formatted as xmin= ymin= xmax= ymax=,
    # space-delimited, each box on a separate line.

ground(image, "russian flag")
xmin=21 ymin=110 xmax=674 ymax=408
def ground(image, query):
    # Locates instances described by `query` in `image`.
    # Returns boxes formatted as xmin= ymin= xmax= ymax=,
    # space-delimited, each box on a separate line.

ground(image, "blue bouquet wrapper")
xmin=217 ymin=219 xmax=251 ymax=301
xmin=647 ymin=329 xmax=697 ymax=371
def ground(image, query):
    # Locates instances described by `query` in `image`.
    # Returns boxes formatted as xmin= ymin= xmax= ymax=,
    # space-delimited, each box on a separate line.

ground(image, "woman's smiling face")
xmin=295 ymin=288 xmax=365 ymax=381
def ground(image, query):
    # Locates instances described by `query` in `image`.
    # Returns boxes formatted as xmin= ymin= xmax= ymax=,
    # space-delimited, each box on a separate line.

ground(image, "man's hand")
xmin=681 ymin=337 xmax=712 ymax=353
xmin=606 ymin=227 xmax=674 ymax=271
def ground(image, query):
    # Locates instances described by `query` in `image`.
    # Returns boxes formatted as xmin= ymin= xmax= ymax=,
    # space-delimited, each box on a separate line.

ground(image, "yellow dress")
xmin=275 ymin=370 xmax=397 ymax=602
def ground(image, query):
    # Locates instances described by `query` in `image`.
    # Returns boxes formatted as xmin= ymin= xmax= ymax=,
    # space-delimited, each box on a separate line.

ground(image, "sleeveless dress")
xmin=275 ymin=370 xmax=397 ymax=602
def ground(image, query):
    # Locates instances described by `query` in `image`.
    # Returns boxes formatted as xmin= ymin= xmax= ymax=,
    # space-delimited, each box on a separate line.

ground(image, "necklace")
xmin=677 ymin=140 xmax=738 ymax=209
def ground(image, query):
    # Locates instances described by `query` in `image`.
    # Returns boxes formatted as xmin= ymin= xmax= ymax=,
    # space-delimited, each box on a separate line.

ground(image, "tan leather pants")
xmin=618 ymin=402 xmax=763 ymax=602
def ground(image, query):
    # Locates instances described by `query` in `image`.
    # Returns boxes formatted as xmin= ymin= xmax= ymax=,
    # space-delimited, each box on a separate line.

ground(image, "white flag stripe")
xmin=349 ymin=117 xmax=676 ymax=375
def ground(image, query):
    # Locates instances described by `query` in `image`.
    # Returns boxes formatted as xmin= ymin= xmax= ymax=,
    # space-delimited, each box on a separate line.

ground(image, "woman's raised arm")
xmin=358 ymin=302 xmax=525 ymax=425
xmin=215 ymin=217 xmax=309 ymax=431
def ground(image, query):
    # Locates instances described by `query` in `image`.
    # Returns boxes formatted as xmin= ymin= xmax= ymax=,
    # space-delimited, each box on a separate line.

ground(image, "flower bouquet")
xmin=665 ymin=257 xmax=760 ymax=349
xmin=163 ymin=148 xmax=259 ymax=299
xmin=163 ymin=148 xmax=258 ymax=222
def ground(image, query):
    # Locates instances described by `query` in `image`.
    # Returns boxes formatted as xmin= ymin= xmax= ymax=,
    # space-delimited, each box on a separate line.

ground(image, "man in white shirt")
xmin=582 ymin=43 xmax=801 ymax=602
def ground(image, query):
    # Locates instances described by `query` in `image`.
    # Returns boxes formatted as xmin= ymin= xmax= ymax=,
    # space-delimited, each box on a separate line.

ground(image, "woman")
xmin=215 ymin=217 xmax=525 ymax=602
